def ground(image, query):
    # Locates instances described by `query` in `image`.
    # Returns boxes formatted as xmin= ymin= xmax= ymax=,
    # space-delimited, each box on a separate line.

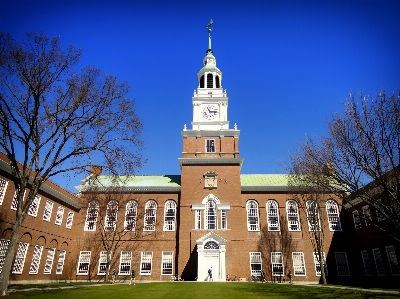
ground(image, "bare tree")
xmin=0 ymin=32 xmax=143 ymax=295
xmin=288 ymin=92 xmax=400 ymax=242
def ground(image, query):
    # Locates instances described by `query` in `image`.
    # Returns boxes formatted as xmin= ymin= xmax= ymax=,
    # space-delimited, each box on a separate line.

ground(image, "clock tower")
xmin=178 ymin=20 xmax=243 ymax=281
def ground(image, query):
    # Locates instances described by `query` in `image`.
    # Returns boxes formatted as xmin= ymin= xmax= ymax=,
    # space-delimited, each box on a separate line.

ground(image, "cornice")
xmin=181 ymin=129 xmax=240 ymax=138
xmin=178 ymin=157 xmax=243 ymax=168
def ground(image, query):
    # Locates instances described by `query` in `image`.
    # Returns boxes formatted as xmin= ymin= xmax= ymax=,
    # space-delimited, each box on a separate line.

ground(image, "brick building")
xmin=0 ymin=31 xmax=399 ymax=287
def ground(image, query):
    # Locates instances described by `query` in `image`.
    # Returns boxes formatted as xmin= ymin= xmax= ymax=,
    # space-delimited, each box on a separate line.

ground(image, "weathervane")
xmin=206 ymin=19 xmax=213 ymax=52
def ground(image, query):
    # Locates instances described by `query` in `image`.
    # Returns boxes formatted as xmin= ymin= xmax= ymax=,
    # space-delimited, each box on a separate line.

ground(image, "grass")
xmin=6 ymin=282 xmax=400 ymax=299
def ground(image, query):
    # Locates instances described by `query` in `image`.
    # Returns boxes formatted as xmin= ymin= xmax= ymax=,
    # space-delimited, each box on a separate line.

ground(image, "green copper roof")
xmin=240 ymin=174 xmax=290 ymax=187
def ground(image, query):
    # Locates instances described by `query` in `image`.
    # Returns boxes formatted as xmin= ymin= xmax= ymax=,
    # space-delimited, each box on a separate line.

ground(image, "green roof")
xmin=240 ymin=174 xmax=290 ymax=187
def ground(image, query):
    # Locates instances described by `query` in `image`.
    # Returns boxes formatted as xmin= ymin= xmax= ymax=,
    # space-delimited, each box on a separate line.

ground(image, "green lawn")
xmin=6 ymin=282 xmax=400 ymax=299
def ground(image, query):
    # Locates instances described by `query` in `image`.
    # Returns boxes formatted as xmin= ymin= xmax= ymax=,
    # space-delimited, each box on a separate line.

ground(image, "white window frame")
xmin=43 ymin=247 xmax=56 ymax=274
xmin=118 ymin=251 xmax=132 ymax=275
xmin=249 ymin=252 xmax=262 ymax=276
xmin=313 ymin=252 xmax=328 ymax=276
xmin=361 ymin=250 xmax=373 ymax=276
xmin=385 ymin=245 xmax=400 ymax=276
xmin=205 ymin=139 xmax=216 ymax=153
xmin=43 ymin=200 xmax=54 ymax=222
xmin=205 ymin=199 xmax=217 ymax=230
xmin=161 ymin=251 xmax=173 ymax=275
xmin=55 ymin=206 xmax=65 ymax=226
xmin=0 ymin=177 xmax=8 ymax=205
xmin=163 ymin=200 xmax=176 ymax=231
xmin=29 ymin=245 xmax=43 ymax=274
xmin=362 ymin=205 xmax=372 ymax=226
xmin=271 ymin=252 xmax=284 ymax=276
xmin=221 ymin=209 xmax=227 ymax=230
xmin=0 ymin=239 xmax=10 ymax=273
xmin=306 ymin=200 xmax=321 ymax=231
xmin=98 ymin=251 xmax=111 ymax=275
xmin=66 ymin=211 xmax=74 ymax=229
xmin=77 ymin=251 xmax=91 ymax=275
xmin=84 ymin=201 xmax=99 ymax=231
xmin=11 ymin=190 xmax=26 ymax=211
xmin=292 ymin=252 xmax=306 ymax=276
xmin=12 ymin=242 xmax=29 ymax=274
xmin=286 ymin=200 xmax=301 ymax=231
xmin=27 ymin=195 xmax=41 ymax=217
xmin=267 ymin=200 xmax=280 ymax=231
xmin=144 ymin=200 xmax=157 ymax=231
xmin=56 ymin=250 xmax=66 ymax=275
xmin=352 ymin=210 xmax=361 ymax=229
xmin=195 ymin=210 xmax=201 ymax=230
xmin=335 ymin=252 xmax=350 ymax=276
xmin=372 ymin=248 xmax=385 ymax=276
xmin=104 ymin=200 xmax=119 ymax=231
xmin=124 ymin=200 xmax=137 ymax=231
xmin=246 ymin=200 xmax=260 ymax=231
xmin=326 ymin=200 xmax=342 ymax=231
xmin=140 ymin=251 xmax=153 ymax=275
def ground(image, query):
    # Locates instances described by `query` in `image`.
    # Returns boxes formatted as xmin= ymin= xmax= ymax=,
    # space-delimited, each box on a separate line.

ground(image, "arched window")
xmin=207 ymin=74 xmax=213 ymax=88
xmin=200 ymin=75 xmax=205 ymax=88
xmin=325 ymin=200 xmax=342 ymax=231
xmin=215 ymin=76 xmax=220 ymax=88
xmin=267 ymin=200 xmax=280 ymax=231
xmin=124 ymin=200 xmax=137 ymax=231
xmin=84 ymin=201 xmax=99 ymax=231
xmin=286 ymin=200 xmax=301 ymax=231
xmin=306 ymin=200 xmax=321 ymax=231
xmin=246 ymin=200 xmax=260 ymax=231
xmin=104 ymin=200 xmax=118 ymax=231
xmin=163 ymin=200 xmax=176 ymax=231
xmin=205 ymin=199 xmax=217 ymax=229
xmin=144 ymin=200 xmax=157 ymax=231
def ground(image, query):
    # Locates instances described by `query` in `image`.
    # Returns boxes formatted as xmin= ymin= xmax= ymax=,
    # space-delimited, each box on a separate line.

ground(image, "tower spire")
xmin=206 ymin=19 xmax=213 ymax=53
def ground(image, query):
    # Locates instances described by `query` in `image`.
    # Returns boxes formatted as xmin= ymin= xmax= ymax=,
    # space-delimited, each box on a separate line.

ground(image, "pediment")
xmin=196 ymin=231 xmax=227 ymax=246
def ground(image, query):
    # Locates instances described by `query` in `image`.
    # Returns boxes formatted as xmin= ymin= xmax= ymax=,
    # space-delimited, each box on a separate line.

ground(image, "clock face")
xmin=202 ymin=105 xmax=218 ymax=120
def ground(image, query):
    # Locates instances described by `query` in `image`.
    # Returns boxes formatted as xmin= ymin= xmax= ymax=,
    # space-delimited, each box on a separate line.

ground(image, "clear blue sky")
xmin=1 ymin=0 xmax=400 ymax=191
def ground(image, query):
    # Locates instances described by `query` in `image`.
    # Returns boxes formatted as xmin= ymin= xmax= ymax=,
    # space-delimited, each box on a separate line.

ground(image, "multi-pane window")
xmin=205 ymin=199 xmax=217 ymax=230
xmin=124 ymin=200 xmax=137 ymax=231
xmin=249 ymin=252 xmax=262 ymax=276
xmin=0 ymin=239 xmax=10 ymax=273
xmin=104 ymin=200 xmax=118 ymax=231
xmin=335 ymin=252 xmax=350 ymax=276
xmin=161 ymin=251 xmax=173 ymax=275
xmin=43 ymin=248 xmax=56 ymax=274
xmin=55 ymin=206 xmax=65 ymax=226
xmin=0 ymin=177 xmax=8 ymax=205
xmin=374 ymin=200 xmax=386 ymax=222
xmin=43 ymin=200 xmax=54 ymax=222
xmin=144 ymin=200 xmax=157 ymax=231
xmin=361 ymin=250 xmax=373 ymax=276
xmin=28 ymin=195 xmax=41 ymax=217
xmin=267 ymin=200 xmax=280 ymax=231
xmin=221 ymin=210 xmax=227 ymax=230
xmin=325 ymin=200 xmax=342 ymax=231
xmin=29 ymin=245 xmax=43 ymax=274
xmin=362 ymin=205 xmax=372 ymax=226
xmin=163 ymin=200 xmax=176 ymax=231
xmin=12 ymin=242 xmax=29 ymax=274
xmin=385 ymin=246 xmax=400 ymax=276
xmin=98 ymin=251 xmax=111 ymax=275
xmin=306 ymin=200 xmax=321 ymax=231
xmin=195 ymin=210 xmax=201 ymax=230
xmin=246 ymin=200 xmax=260 ymax=231
xmin=313 ymin=252 xmax=328 ymax=276
xmin=119 ymin=251 xmax=132 ymax=275
xmin=77 ymin=251 xmax=91 ymax=275
xmin=140 ymin=251 xmax=153 ymax=275
xmin=56 ymin=250 xmax=66 ymax=275
xmin=11 ymin=190 xmax=25 ymax=210
xmin=84 ymin=201 xmax=99 ymax=231
xmin=372 ymin=248 xmax=385 ymax=276
xmin=292 ymin=252 xmax=306 ymax=276
xmin=352 ymin=210 xmax=361 ymax=229
xmin=271 ymin=252 xmax=284 ymax=276
xmin=206 ymin=139 xmax=215 ymax=153
xmin=66 ymin=211 xmax=74 ymax=229
xmin=286 ymin=200 xmax=301 ymax=231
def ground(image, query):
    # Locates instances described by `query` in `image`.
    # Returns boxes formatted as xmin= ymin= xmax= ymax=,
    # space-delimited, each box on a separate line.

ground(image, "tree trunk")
xmin=0 ymin=214 xmax=24 ymax=296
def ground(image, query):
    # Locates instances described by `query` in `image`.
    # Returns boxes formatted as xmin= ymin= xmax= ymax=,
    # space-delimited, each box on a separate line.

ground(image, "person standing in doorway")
xmin=129 ymin=269 xmax=136 ymax=285
xmin=208 ymin=267 xmax=213 ymax=281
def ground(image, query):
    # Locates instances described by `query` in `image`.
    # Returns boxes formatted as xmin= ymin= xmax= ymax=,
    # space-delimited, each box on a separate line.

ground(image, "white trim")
xmin=0 ymin=177 xmax=8 ymax=205
xmin=326 ymin=200 xmax=342 ymax=231
xmin=286 ymin=200 xmax=301 ymax=231
xmin=140 ymin=251 xmax=153 ymax=275
xmin=249 ymin=252 xmax=262 ymax=276
xmin=55 ymin=206 xmax=65 ymax=226
xmin=77 ymin=251 xmax=91 ymax=275
xmin=43 ymin=248 xmax=56 ymax=274
xmin=246 ymin=200 xmax=260 ymax=231
xmin=28 ymin=195 xmax=41 ymax=217
xmin=43 ymin=200 xmax=54 ymax=222
xmin=12 ymin=242 xmax=29 ymax=274
xmin=161 ymin=251 xmax=173 ymax=275
xmin=29 ymin=245 xmax=44 ymax=274
xmin=271 ymin=252 xmax=284 ymax=276
xmin=56 ymin=250 xmax=67 ymax=275
xmin=292 ymin=252 xmax=306 ymax=276
xmin=118 ymin=251 xmax=132 ymax=275
xmin=267 ymin=200 xmax=280 ymax=231
xmin=66 ymin=211 xmax=74 ymax=229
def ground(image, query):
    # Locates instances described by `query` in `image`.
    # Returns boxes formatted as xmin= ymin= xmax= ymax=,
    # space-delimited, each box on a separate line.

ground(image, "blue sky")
xmin=1 ymin=0 xmax=400 ymax=191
